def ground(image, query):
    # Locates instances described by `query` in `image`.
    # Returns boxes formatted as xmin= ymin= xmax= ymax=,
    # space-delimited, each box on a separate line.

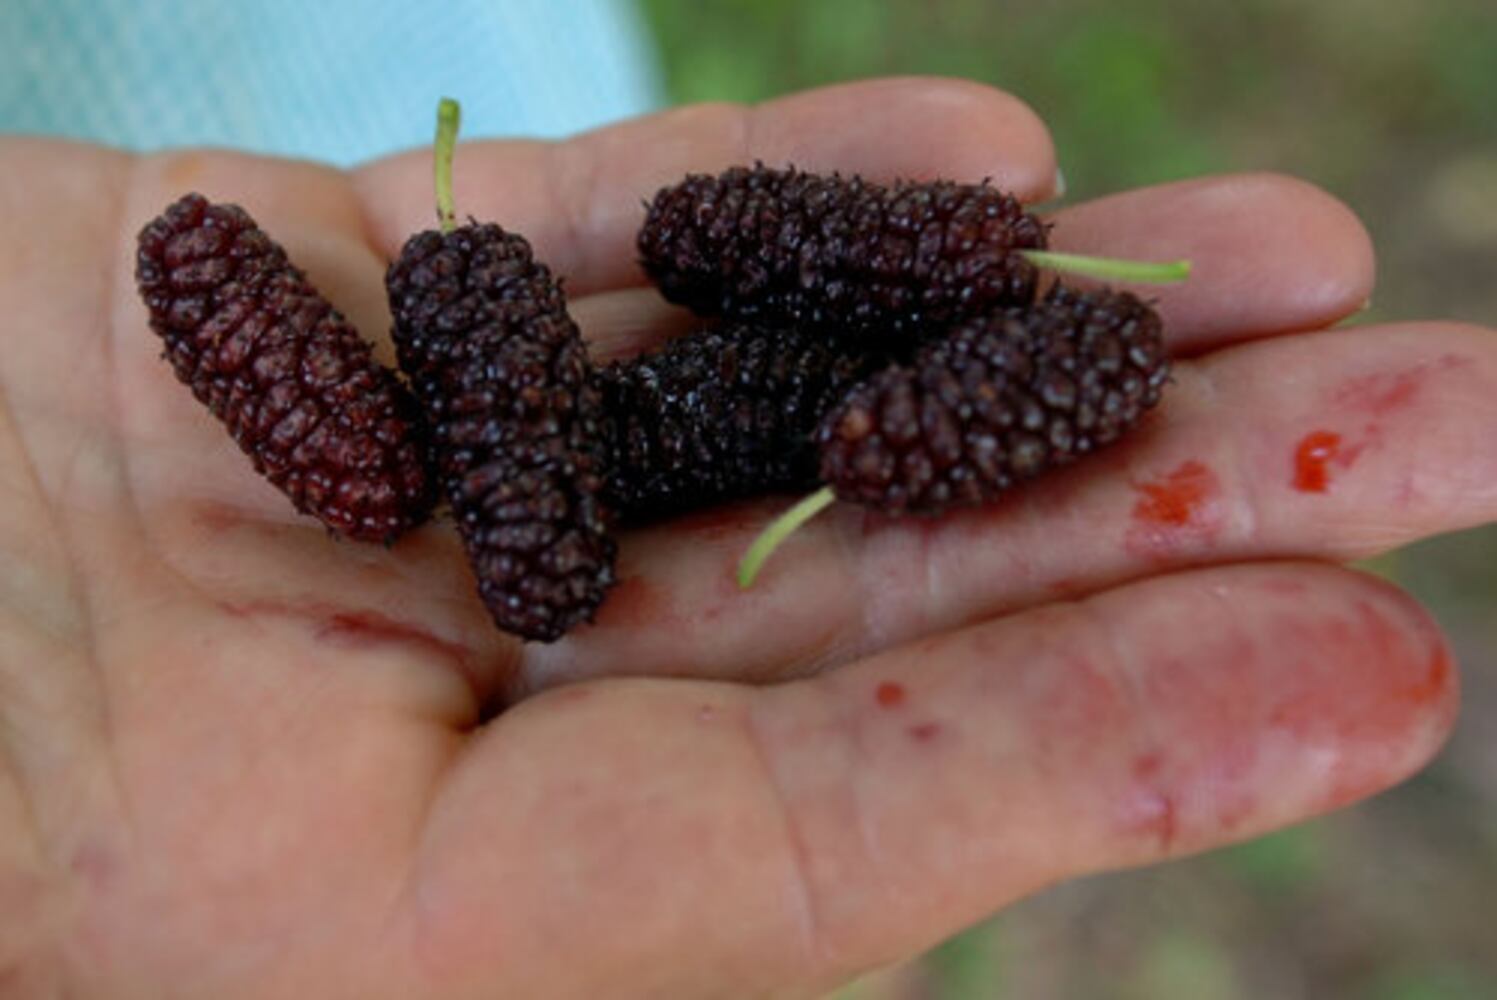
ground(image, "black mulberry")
xmin=638 ymin=164 xmax=1049 ymax=343
xmin=596 ymin=322 xmax=887 ymax=519
xmin=386 ymin=224 xmax=616 ymax=642
xmin=134 ymin=193 xmax=436 ymax=543
xmin=818 ymin=285 xmax=1170 ymax=515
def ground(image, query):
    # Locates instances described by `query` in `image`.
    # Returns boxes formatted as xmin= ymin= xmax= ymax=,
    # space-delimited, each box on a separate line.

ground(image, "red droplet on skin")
xmin=1292 ymin=430 xmax=1367 ymax=493
xmin=1294 ymin=431 xmax=1340 ymax=492
xmin=875 ymin=681 xmax=907 ymax=708
xmin=908 ymin=722 xmax=940 ymax=743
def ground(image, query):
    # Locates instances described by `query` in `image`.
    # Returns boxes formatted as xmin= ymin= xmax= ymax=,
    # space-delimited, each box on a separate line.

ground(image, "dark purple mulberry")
xmin=386 ymin=224 xmax=615 ymax=643
xmin=818 ymin=285 xmax=1170 ymax=515
xmin=638 ymin=164 xmax=1050 ymax=343
xmin=596 ymin=322 xmax=888 ymax=519
xmin=134 ymin=193 xmax=435 ymax=543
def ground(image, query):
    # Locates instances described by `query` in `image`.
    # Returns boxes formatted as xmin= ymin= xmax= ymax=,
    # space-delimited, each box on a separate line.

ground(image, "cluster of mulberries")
xmin=638 ymin=165 xmax=1171 ymax=522
xmin=595 ymin=322 xmax=887 ymax=519
xmin=386 ymin=224 xmax=617 ymax=643
xmin=817 ymin=285 xmax=1170 ymax=514
xmin=638 ymin=164 xmax=1050 ymax=344
xmin=139 ymin=159 xmax=1171 ymax=643
xmin=134 ymin=193 xmax=435 ymax=543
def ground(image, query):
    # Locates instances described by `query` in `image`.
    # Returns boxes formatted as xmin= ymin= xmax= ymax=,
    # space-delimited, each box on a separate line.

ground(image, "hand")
xmin=1 ymin=78 xmax=1489 ymax=998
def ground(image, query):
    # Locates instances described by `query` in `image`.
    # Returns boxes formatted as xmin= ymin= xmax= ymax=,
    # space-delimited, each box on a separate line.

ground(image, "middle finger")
xmin=523 ymin=319 xmax=1497 ymax=691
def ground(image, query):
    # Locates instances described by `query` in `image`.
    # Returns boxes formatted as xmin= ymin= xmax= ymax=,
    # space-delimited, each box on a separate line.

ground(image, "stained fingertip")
xmin=739 ymin=563 xmax=1456 ymax=971
xmin=1097 ymin=569 xmax=1456 ymax=868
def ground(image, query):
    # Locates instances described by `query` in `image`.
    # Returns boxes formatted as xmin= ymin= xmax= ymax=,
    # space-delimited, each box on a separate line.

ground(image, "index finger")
xmin=352 ymin=77 xmax=1058 ymax=295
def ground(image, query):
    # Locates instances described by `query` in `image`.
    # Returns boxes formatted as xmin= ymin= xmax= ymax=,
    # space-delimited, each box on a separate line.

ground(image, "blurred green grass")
xmin=641 ymin=0 xmax=1497 ymax=326
xmin=639 ymin=3 xmax=1497 ymax=998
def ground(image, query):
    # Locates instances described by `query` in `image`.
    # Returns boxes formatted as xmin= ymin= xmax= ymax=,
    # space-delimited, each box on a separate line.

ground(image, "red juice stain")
xmin=1405 ymin=646 xmax=1454 ymax=707
xmin=221 ymin=598 xmax=480 ymax=696
xmin=875 ymin=681 xmax=907 ymax=709
xmin=1131 ymin=460 xmax=1216 ymax=526
xmin=1335 ymin=368 xmax=1424 ymax=417
xmin=907 ymin=721 xmax=940 ymax=743
xmin=1266 ymin=600 xmax=1458 ymax=814
xmin=1332 ymin=357 xmax=1472 ymax=418
xmin=1125 ymin=460 xmax=1222 ymax=557
xmin=1133 ymin=753 xmax=1163 ymax=779
xmin=315 ymin=610 xmax=474 ymax=670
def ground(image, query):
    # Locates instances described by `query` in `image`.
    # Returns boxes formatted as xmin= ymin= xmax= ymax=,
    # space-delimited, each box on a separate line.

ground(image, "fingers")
xmin=353 ymin=77 xmax=1059 ymax=294
xmin=741 ymin=561 xmax=1455 ymax=977
xmin=409 ymin=562 xmax=1454 ymax=995
xmin=522 ymin=320 xmax=1497 ymax=689
xmin=568 ymin=170 xmax=1375 ymax=366
xmin=1046 ymin=173 xmax=1376 ymax=354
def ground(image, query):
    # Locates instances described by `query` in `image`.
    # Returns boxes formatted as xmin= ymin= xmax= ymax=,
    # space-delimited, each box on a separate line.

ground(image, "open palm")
xmin=2 ymin=80 xmax=1491 ymax=998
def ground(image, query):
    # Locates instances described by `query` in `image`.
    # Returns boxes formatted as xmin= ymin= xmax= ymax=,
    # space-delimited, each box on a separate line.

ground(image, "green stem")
xmin=737 ymin=487 xmax=837 ymax=589
xmin=1021 ymin=249 xmax=1191 ymax=284
xmin=434 ymin=97 xmax=462 ymax=233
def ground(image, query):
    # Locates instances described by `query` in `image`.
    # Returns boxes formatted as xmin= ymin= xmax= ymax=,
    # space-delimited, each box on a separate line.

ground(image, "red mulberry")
xmin=386 ymin=224 xmax=616 ymax=642
xmin=596 ymin=322 xmax=887 ymax=519
xmin=637 ymin=164 xmax=1049 ymax=343
xmin=818 ymin=285 xmax=1170 ymax=515
xmin=134 ymin=193 xmax=435 ymax=543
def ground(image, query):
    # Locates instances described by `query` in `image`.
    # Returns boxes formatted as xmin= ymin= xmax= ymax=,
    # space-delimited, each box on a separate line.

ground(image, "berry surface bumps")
xmin=387 ymin=224 xmax=617 ymax=643
xmin=818 ymin=285 xmax=1171 ymax=515
xmin=135 ymin=193 xmax=436 ymax=543
xmin=638 ymin=164 xmax=1050 ymax=343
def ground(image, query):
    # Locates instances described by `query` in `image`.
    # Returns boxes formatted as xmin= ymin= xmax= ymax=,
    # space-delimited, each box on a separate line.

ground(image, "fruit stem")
xmin=1021 ymin=249 xmax=1191 ymax=284
xmin=737 ymin=486 xmax=837 ymax=589
xmin=435 ymin=97 xmax=462 ymax=234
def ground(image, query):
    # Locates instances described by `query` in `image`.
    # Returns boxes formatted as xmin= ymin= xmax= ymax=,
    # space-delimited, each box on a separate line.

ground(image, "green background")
xmin=638 ymin=2 xmax=1497 ymax=997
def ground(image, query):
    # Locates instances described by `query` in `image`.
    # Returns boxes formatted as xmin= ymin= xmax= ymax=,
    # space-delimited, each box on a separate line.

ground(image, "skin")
xmin=0 ymin=77 xmax=1489 ymax=997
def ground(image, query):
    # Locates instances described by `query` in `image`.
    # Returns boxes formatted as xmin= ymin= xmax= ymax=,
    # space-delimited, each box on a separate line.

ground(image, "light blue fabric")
xmin=0 ymin=0 xmax=663 ymax=165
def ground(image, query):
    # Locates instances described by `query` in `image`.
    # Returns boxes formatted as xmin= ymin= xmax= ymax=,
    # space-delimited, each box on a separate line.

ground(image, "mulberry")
xmin=596 ymin=322 xmax=887 ymax=519
xmin=818 ymin=285 xmax=1170 ymax=515
xmin=637 ymin=164 xmax=1049 ymax=343
xmin=386 ymin=224 xmax=616 ymax=642
xmin=134 ymin=193 xmax=435 ymax=543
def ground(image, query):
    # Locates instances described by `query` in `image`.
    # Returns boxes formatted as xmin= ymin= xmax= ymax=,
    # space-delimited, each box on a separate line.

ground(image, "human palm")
xmin=1 ymin=80 xmax=1491 ymax=998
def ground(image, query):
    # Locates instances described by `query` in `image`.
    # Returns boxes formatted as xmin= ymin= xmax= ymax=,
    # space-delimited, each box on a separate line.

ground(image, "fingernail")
xmin=1053 ymin=166 xmax=1067 ymax=200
